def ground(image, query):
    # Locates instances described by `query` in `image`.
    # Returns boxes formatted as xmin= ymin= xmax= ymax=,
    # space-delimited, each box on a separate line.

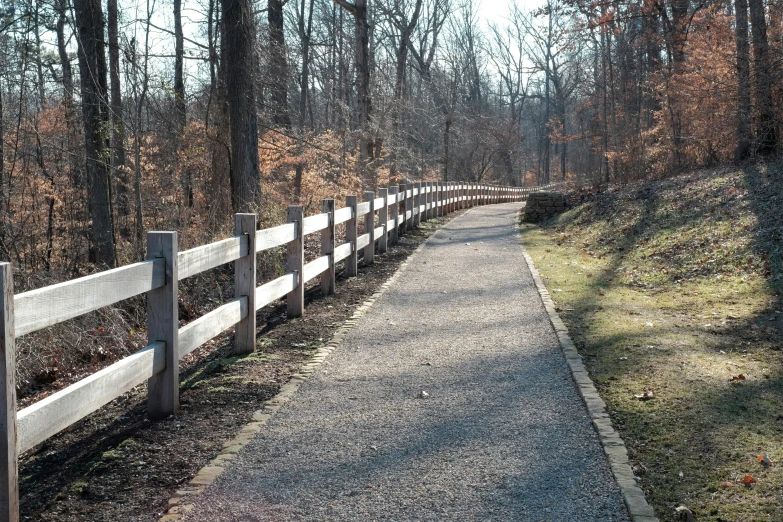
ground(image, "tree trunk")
xmin=222 ymin=0 xmax=261 ymax=212
xmin=73 ymin=0 xmax=116 ymax=267
xmin=749 ymin=0 xmax=778 ymax=155
xmin=334 ymin=0 xmax=373 ymax=189
xmin=735 ymin=0 xmax=753 ymax=162
xmin=269 ymin=0 xmax=292 ymax=128
xmin=173 ymin=0 xmax=192 ymax=207
xmin=108 ymin=0 xmax=131 ymax=235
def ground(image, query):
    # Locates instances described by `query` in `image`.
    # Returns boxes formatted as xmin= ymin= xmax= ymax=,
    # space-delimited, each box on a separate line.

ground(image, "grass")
xmin=520 ymin=164 xmax=783 ymax=522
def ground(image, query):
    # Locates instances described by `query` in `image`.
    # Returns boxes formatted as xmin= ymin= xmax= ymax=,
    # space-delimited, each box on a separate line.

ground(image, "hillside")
xmin=520 ymin=163 xmax=783 ymax=522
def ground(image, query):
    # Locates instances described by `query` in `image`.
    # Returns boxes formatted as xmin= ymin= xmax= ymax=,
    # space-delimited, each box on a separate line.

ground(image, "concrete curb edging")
xmin=159 ymin=218 xmax=453 ymax=521
xmin=516 ymin=218 xmax=659 ymax=522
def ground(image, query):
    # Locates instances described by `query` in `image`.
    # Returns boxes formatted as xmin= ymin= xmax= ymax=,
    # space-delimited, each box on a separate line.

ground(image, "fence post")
xmin=346 ymin=195 xmax=358 ymax=276
xmin=389 ymin=186 xmax=399 ymax=244
xmin=411 ymin=182 xmax=421 ymax=228
xmin=147 ymin=231 xmax=179 ymax=420
xmin=428 ymin=182 xmax=436 ymax=220
xmin=321 ymin=199 xmax=336 ymax=296
xmin=287 ymin=206 xmax=304 ymax=318
xmin=0 ymin=263 xmax=18 ymax=522
xmin=234 ymin=213 xmax=257 ymax=354
xmin=363 ymin=191 xmax=375 ymax=264
xmin=378 ymin=188 xmax=389 ymax=254
xmin=404 ymin=184 xmax=412 ymax=232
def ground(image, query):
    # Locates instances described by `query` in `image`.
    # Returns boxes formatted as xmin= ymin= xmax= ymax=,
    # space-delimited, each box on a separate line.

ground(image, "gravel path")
xmin=183 ymin=203 xmax=630 ymax=522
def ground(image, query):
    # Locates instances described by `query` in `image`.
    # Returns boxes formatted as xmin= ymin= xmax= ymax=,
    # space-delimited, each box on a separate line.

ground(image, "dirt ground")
xmin=19 ymin=215 xmax=456 ymax=522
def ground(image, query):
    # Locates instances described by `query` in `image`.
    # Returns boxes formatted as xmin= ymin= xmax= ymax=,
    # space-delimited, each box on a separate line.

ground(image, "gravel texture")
xmin=183 ymin=203 xmax=630 ymax=522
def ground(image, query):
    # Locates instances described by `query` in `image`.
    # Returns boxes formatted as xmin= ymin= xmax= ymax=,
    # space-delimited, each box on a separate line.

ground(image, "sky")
xmin=479 ymin=0 xmax=545 ymax=28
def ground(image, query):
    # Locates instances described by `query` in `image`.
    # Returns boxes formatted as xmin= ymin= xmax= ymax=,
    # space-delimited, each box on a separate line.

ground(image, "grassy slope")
xmin=520 ymin=164 xmax=783 ymax=522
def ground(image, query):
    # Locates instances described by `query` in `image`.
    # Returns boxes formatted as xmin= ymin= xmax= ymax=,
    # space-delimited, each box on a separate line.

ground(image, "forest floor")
xmin=18 ymin=213 xmax=457 ymax=522
xmin=520 ymin=163 xmax=783 ymax=522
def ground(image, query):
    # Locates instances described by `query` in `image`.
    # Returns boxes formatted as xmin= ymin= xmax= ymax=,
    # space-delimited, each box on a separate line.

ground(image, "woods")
xmin=1 ymin=0 xmax=783 ymax=276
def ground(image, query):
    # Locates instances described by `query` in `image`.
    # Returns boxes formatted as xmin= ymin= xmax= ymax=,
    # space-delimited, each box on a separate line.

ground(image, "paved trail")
xmin=183 ymin=203 xmax=629 ymax=521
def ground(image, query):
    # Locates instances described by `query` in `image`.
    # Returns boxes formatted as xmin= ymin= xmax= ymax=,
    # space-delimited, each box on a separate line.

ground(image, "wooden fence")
xmin=0 ymin=181 xmax=563 ymax=520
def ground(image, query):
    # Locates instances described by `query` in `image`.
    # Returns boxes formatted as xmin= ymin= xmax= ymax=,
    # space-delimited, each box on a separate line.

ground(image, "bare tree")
xmin=334 ymin=0 xmax=373 ymax=188
xmin=73 ymin=0 xmax=116 ymax=266
xmin=222 ymin=0 xmax=261 ymax=212
xmin=735 ymin=0 xmax=752 ymax=162
xmin=749 ymin=0 xmax=777 ymax=155
xmin=269 ymin=0 xmax=292 ymax=128
xmin=108 ymin=0 xmax=131 ymax=234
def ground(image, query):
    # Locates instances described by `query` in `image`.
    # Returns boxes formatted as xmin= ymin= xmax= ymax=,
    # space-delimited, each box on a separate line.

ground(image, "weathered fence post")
xmin=234 ymin=213 xmax=257 ymax=354
xmin=378 ymin=188 xmax=389 ymax=254
xmin=321 ymin=199 xmax=336 ymax=296
xmin=364 ymin=191 xmax=375 ymax=264
xmin=389 ymin=186 xmax=399 ymax=245
xmin=287 ymin=206 xmax=304 ymax=318
xmin=346 ymin=195 xmax=358 ymax=276
xmin=404 ymin=184 xmax=413 ymax=232
xmin=147 ymin=231 xmax=179 ymax=420
xmin=427 ymin=182 xmax=435 ymax=220
xmin=412 ymin=182 xmax=420 ymax=227
xmin=435 ymin=182 xmax=442 ymax=216
xmin=0 ymin=263 xmax=18 ymax=522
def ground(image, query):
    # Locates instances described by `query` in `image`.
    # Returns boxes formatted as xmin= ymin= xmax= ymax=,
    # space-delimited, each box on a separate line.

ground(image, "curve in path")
xmin=183 ymin=203 xmax=630 ymax=521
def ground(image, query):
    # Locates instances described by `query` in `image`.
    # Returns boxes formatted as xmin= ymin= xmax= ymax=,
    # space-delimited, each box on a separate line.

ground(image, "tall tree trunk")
xmin=73 ymin=0 xmax=116 ymax=266
xmin=749 ymin=0 xmax=778 ymax=155
xmin=269 ymin=0 xmax=292 ymax=128
xmin=222 ymin=0 xmax=261 ymax=212
xmin=294 ymin=0 xmax=315 ymax=201
xmin=173 ymin=0 xmax=192 ymax=207
xmin=108 ymin=0 xmax=131 ymax=235
xmin=334 ymin=0 xmax=373 ymax=189
xmin=735 ymin=0 xmax=753 ymax=161
xmin=55 ymin=0 xmax=83 ymax=189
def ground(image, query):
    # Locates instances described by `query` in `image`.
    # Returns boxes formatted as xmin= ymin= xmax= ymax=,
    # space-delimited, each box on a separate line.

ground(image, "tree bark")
xmin=108 ymin=0 xmax=131 ymax=233
xmin=735 ymin=0 xmax=752 ymax=162
xmin=334 ymin=0 xmax=373 ymax=189
xmin=269 ymin=0 xmax=292 ymax=128
xmin=749 ymin=0 xmax=778 ymax=155
xmin=73 ymin=0 xmax=116 ymax=266
xmin=222 ymin=0 xmax=262 ymax=212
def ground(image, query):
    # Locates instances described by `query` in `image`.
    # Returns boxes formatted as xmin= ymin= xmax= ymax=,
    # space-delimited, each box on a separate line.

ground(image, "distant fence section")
xmin=0 ymin=180 xmax=563 ymax=520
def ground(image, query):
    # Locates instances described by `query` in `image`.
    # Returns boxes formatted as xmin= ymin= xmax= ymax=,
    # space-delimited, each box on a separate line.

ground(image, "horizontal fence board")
xmin=405 ymin=210 xmax=412 ymax=220
xmin=387 ymin=193 xmax=398 ymax=204
xmin=373 ymin=197 xmax=385 ymax=209
xmin=15 ymin=259 xmax=166 ymax=337
xmin=396 ymin=215 xmax=405 ymax=226
xmin=256 ymin=272 xmax=298 ymax=310
xmin=356 ymin=233 xmax=370 ymax=251
xmin=356 ymin=201 xmax=371 ymax=217
xmin=17 ymin=341 xmax=166 ymax=453
xmin=303 ymin=255 xmax=330 ymax=284
xmin=374 ymin=225 xmax=385 ymax=239
xmin=257 ymin=223 xmax=296 ymax=252
xmin=334 ymin=206 xmax=353 ymax=225
xmin=302 ymin=213 xmax=330 ymax=236
xmin=179 ymin=236 xmax=247 ymax=280
xmin=178 ymin=297 xmax=247 ymax=359
xmin=334 ymin=242 xmax=352 ymax=263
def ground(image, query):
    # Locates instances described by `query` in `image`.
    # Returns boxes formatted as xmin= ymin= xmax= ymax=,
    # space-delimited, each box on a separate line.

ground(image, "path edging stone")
xmin=159 ymin=218 xmax=452 ymax=521
xmin=516 ymin=215 xmax=658 ymax=522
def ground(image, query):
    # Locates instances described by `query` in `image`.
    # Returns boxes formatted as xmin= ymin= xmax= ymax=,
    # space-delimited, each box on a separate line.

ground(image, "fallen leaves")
xmin=758 ymin=453 xmax=772 ymax=466
xmin=675 ymin=505 xmax=695 ymax=521
xmin=742 ymin=474 xmax=756 ymax=486
xmin=729 ymin=374 xmax=746 ymax=382
xmin=720 ymin=481 xmax=734 ymax=488
xmin=634 ymin=389 xmax=655 ymax=400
